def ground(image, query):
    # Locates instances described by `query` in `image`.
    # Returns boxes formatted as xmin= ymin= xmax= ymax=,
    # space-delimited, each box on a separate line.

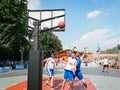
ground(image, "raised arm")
xmin=71 ymin=47 xmax=76 ymax=52
xmin=81 ymin=47 xmax=87 ymax=58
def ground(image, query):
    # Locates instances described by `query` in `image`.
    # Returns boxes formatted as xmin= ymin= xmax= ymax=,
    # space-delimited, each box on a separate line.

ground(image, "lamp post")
xmin=117 ymin=44 xmax=120 ymax=60
xmin=20 ymin=47 xmax=24 ymax=64
xmin=96 ymin=43 xmax=101 ymax=61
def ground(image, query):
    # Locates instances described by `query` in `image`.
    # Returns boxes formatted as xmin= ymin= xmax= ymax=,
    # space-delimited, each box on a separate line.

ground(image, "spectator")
xmin=102 ymin=56 xmax=109 ymax=72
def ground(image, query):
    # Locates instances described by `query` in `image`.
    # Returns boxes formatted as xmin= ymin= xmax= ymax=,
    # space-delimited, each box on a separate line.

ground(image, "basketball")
xmin=58 ymin=21 xmax=65 ymax=28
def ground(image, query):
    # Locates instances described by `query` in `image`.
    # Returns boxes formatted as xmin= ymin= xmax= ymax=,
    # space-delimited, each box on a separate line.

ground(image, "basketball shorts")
xmin=75 ymin=70 xmax=84 ymax=80
xmin=48 ymin=68 xmax=54 ymax=76
xmin=63 ymin=69 xmax=74 ymax=81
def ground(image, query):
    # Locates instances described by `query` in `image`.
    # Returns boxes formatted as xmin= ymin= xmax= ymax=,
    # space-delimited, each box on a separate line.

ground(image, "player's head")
xmin=71 ymin=52 xmax=75 ymax=58
xmin=79 ymin=52 xmax=83 ymax=57
xmin=51 ymin=53 xmax=56 ymax=58
xmin=105 ymin=56 xmax=107 ymax=58
xmin=75 ymin=51 xmax=80 ymax=57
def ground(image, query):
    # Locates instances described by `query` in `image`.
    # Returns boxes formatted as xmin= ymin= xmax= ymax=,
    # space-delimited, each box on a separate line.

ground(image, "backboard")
xmin=28 ymin=9 xmax=65 ymax=32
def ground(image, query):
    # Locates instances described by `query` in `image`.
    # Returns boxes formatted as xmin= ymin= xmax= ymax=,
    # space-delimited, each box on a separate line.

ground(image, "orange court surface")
xmin=5 ymin=77 xmax=97 ymax=90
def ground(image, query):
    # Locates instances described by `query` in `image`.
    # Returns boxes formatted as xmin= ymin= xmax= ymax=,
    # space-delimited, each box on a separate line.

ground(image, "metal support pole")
xmin=97 ymin=43 xmax=100 ymax=61
xmin=20 ymin=47 xmax=24 ymax=64
xmin=117 ymin=44 xmax=120 ymax=61
xmin=27 ymin=9 xmax=65 ymax=90
xmin=33 ymin=21 xmax=39 ymax=50
xmin=118 ymin=50 xmax=120 ymax=60
xmin=27 ymin=21 xmax=42 ymax=90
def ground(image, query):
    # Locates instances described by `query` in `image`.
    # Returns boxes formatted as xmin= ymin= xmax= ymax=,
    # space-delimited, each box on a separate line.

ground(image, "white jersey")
xmin=103 ymin=58 xmax=108 ymax=65
xmin=65 ymin=57 xmax=77 ymax=71
xmin=47 ymin=57 xmax=56 ymax=69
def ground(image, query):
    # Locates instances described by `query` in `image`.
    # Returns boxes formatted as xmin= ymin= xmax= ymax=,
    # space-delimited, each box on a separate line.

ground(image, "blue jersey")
xmin=75 ymin=57 xmax=82 ymax=71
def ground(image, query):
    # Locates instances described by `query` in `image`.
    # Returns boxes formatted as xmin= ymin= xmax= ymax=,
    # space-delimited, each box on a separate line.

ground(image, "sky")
xmin=28 ymin=0 xmax=120 ymax=53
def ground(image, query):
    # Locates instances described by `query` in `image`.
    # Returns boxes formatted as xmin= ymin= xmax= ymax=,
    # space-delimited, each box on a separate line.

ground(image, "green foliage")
xmin=0 ymin=0 xmax=63 ymax=61
xmin=0 ymin=0 xmax=29 ymax=61
xmin=100 ymin=47 xmax=119 ymax=54
xmin=39 ymin=32 xmax=62 ymax=59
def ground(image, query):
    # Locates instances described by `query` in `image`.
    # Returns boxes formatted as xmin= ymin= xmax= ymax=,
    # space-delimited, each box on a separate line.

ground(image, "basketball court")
xmin=4 ymin=77 xmax=97 ymax=90
xmin=5 ymin=9 xmax=94 ymax=90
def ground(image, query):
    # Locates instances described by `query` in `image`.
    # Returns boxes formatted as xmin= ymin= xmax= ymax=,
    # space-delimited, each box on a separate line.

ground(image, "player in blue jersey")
xmin=72 ymin=47 xmax=87 ymax=89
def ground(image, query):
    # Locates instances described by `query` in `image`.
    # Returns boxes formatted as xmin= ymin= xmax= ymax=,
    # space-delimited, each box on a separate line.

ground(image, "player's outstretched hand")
xmin=84 ymin=47 xmax=87 ymax=50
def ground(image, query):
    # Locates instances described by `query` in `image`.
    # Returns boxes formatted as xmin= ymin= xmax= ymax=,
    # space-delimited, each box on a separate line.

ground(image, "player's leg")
xmin=105 ymin=65 xmax=107 ymax=70
xmin=68 ymin=71 xmax=74 ymax=90
xmin=61 ymin=69 xmax=68 ymax=90
xmin=46 ymin=76 xmax=51 ymax=85
xmin=107 ymin=65 xmax=109 ymax=73
xmin=81 ymin=79 xmax=87 ymax=88
xmin=50 ymin=69 xmax=54 ymax=88
xmin=69 ymin=81 xmax=74 ymax=90
xmin=61 ymin=79 xmax=67 ymax=90
xmin=107 ymin=65 xmax=109 ymax=70
xmin=102 ymin=65 xmax=105 ymax=72
xmin=76 ymin=71 xmax=87 ymax=88
xmin=46 ymin=69 xmax=52 ymax=85
xmin=50 ymin=76 xmax=54 ymax=88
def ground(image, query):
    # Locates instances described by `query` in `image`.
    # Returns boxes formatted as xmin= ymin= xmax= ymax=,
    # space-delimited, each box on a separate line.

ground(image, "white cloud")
xmin=28 ymin=0 xmax=41 ymax=9
xmin=87 ymin=10 xmax=102 ymax=19
xmin=71 ymin=28 xmax=120 ymax=53
xmin=63 ymin=44 xmax=69 ymax=50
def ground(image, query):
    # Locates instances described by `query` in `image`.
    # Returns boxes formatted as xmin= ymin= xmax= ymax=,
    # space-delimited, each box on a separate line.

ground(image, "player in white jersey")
xmin=61 ymin=52 xmax=77 ymax=90
xmin=102 ymin=56 xmax=109 ymax=72
xmin=45 ymin=53 xmax=56 ymax=88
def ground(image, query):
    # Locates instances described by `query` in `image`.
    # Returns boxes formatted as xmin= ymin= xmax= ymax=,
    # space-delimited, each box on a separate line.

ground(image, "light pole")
xmin=117 ymin=44 xmax=120 ymax=60
xmin=20 ymin=47 xmax=24 ymax=64
xmin=96 ymin=43 xmax=101 ymax=62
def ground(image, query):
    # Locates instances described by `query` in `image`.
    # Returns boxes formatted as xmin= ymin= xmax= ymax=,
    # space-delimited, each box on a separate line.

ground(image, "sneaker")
xmin=83 ymin=83 xmax=87 ymax=89
xmin=84 ymin=88 xmax=88 ymax=90
xmin=50 ymin=85 xmax=54 ymax=88
xmin=45 ymin=82 xmax=49 ymax=86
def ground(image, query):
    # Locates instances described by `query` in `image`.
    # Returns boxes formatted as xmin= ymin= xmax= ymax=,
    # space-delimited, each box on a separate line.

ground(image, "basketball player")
xmin=72 ymin=47 xmax=87 ymax=89
xmin=61 ymin=52 xmax=77 ymax=90
xmin=45 ymin=53 xmax=56 ymax=88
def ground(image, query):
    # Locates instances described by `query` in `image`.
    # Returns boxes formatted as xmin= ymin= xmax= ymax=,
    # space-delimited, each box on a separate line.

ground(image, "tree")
xmin=100 ymin=47 xmax=119 ymax=54
xmin=39 ymin=32 xmax=62 ymax=59
xmin=0 ymin=0 xmax=63 ymax=61
xmin=0 ymin=0 xmax=29 ymax=61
